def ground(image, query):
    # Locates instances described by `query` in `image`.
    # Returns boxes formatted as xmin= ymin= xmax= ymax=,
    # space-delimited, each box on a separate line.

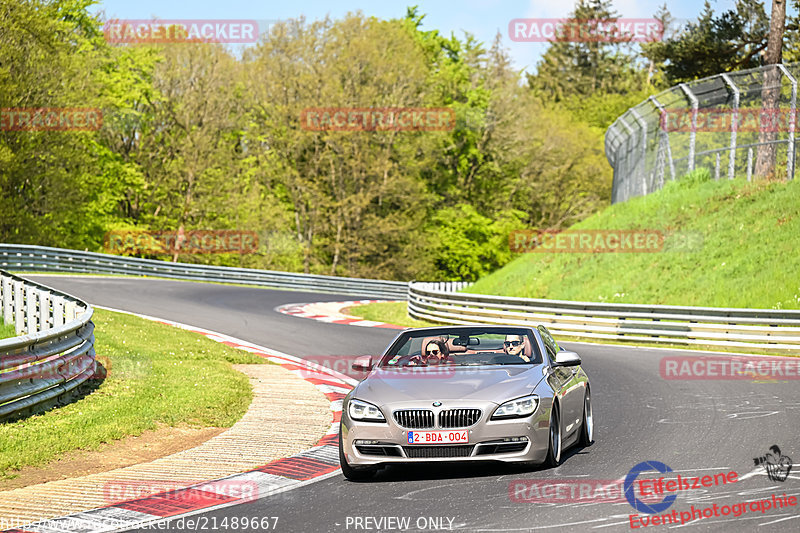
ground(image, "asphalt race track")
xmin=29 ymin=276 xmax=800 ymax=533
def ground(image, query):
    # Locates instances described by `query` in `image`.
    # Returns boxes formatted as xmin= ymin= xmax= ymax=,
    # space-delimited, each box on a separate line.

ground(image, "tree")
xmin=527 ymin=0 xmax=646 ymax=102
xmin=754 ymin=0 xmax=787 ymax=179
xmin=641 ymin=0 xmax=769 ymax=85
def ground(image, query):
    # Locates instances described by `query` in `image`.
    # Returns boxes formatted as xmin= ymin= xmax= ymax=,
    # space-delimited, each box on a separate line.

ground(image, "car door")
xmin=538 ymin=326 xmax=582 ymax=437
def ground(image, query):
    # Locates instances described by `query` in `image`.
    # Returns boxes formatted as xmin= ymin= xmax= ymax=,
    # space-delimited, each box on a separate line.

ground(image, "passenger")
xmin=409 ymin=339 xmax=452 ymax=366
xmin=503 ymin=334 xmax=530 ymax=362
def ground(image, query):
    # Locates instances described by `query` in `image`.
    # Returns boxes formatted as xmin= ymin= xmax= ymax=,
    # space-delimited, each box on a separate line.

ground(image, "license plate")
xmin=407 ymin=430 xmax=468 ymax=444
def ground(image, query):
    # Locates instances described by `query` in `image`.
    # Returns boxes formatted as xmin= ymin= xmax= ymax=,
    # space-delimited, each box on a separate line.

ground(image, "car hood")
xmin=352 ymin=365 xmax=547 ymax=406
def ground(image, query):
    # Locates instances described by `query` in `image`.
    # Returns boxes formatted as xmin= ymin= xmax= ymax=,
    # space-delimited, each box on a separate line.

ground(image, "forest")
xmin=1 ymin=0 xmax=798 ymax=280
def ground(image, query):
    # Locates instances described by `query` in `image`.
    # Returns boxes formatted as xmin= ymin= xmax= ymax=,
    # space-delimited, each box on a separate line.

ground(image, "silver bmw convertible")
xmin=339 ymin=325 xmax=593 ymax=480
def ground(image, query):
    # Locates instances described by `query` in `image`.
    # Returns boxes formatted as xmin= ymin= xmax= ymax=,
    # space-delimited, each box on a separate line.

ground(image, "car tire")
xmin=578 ymin=387 xmax=594 ymax=447
xmin=339 ymin=428 xmax=378 ymax=481
xmin=544 ymin=401 xmax=562 ymax=468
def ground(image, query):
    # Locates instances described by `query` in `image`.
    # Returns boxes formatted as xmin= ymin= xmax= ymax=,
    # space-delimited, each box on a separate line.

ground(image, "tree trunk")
xmin=754 ymin=0 xmax=786 ymax=179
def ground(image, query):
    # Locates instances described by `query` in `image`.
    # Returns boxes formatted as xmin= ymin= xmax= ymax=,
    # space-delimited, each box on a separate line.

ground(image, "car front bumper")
xmin=341 ymin=398 xmax=553 ymax=467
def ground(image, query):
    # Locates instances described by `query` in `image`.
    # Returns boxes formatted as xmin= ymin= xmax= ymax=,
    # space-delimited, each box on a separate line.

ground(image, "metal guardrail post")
xmin=40 ymin=290 xmax=51 ymax=330
xmin=777 ymin=64 xmax=797 ymax=180
xmin=721 ymin=73 xmax=739 ymax=180
xmin=53 ymin=296 xmax=64 ymax=327
xmin=14 ymin=280 xmax=24 ymax=335
xmin=25 ymin=285 xmax=38 ymax=334
xmin=679 ymin=83 xmax=698 ymax=172
xmin=1 ymin=276 xmax=11 ymax=325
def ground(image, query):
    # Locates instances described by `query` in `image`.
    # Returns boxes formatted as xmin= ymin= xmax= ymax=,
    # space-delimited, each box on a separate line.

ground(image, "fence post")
xmin=618 ymin=116 xmax=636 ymax=201
xmin=630 ymin=109 xmax=648 ymax=195
xmin=679 ymin=83 xmax=698 ymax=172
xmin=649 ymin=96 xmax=675 ymax=182
xmin=777 ymin=64 xmax=797 ymax=181
xmin=721 ymin=73 xmax=739 ymax=180
xmin=747 ymin=148 xmax=754 ymax=181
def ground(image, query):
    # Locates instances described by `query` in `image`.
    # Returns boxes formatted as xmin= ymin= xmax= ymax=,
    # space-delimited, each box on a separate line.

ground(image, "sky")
xmin=91 ymin=0 xmax=789 ymax=73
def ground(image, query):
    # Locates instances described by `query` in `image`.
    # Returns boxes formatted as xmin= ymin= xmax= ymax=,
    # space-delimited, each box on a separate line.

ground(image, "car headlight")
xmin=348 ymin=399 xmax=386 ymax=422
xmin=491 ymin=395 xmax=539 ymax=420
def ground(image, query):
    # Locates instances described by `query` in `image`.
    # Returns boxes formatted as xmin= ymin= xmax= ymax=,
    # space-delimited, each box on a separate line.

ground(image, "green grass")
xmin=346 ymin=301 xmax=435 ymax=328
xmin=0 ymin=308 xmax=266 ymax=480
xmin=0 ymin=321 xmax=15 ymax=340
xmin=470 ymin=173 xmax=800 ymax=310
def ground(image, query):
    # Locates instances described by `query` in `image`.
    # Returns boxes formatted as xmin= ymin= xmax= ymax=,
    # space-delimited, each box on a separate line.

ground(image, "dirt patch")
xmin=0 ymin=423 xmax=224 ymax=491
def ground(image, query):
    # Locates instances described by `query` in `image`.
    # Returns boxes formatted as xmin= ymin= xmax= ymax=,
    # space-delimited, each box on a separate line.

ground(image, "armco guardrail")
xmin=408 ymin=282 xmax=800 ymax=352
xmin=0 ymin=244 xmax=408 ymax=299
xmin=0 ymin=269 xmax=96 ymax=421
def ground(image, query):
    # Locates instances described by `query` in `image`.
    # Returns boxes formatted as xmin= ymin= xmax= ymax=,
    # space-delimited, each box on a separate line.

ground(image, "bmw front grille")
xmin=438 ymin=408 xmax=481 ymax=428
xmin=393 ymin=409 xmax=435 ymax=429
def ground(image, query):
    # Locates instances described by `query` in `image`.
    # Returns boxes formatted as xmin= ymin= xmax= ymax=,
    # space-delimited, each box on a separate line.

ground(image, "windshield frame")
xmin=377 ymin=326 xmax=543 ymax=367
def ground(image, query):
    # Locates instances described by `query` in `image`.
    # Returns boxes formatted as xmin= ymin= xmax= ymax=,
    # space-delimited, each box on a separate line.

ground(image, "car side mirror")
xmin=351 ymin=355 xmax=374 ymax=372
xmin=554 ymin=351 xmax=581 ymax=367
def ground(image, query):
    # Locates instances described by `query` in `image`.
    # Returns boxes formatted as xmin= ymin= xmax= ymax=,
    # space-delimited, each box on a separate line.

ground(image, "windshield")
xmin=379 ymin=327 xmax=542 ymax=367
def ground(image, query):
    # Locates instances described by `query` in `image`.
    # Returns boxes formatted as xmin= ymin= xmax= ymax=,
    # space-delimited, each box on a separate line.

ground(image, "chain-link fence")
xmin=605 ymin=63 xmax=799 ymax=203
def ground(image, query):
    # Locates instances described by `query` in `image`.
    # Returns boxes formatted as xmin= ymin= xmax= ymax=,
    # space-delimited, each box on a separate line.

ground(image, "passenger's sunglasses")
xmin=503 ymin=340 xmax=522 ymax=347
xmin=426 ymin=349 xmax=440 ymax=355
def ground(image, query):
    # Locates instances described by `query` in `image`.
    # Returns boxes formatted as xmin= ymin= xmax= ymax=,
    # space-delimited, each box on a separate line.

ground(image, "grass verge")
xmin=469 ymin=174 xmax=800 ymax=310
xmin=346 ymin=301 xmax=435 ymax=328
xmin=0 ymin=308 xmax=266 ymax=480
xmin=0 ymin=321 xmax=15 ymax=340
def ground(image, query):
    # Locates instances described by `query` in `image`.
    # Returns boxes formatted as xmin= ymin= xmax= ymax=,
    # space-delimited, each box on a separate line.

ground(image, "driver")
xmin=503 ymin=334 xmax=530 ymax=362
xmin=409 ymin=339 xmax=452 ymax=366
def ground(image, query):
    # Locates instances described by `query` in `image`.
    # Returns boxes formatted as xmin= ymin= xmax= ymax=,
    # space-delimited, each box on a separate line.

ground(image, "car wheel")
xmin=544 ymin=401 xmax=562 ymax=468
xmin=339 ymin=428 xmax=377 ymax=481
xmin=578 ymin=387 xmax=594 ymax=447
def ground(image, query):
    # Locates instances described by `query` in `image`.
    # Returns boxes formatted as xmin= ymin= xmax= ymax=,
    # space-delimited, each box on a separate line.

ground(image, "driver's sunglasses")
xmin=503 ymin=340 xmax=522 ymax=347
xmin=426 ymin=349 xmax=440 ymax=355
